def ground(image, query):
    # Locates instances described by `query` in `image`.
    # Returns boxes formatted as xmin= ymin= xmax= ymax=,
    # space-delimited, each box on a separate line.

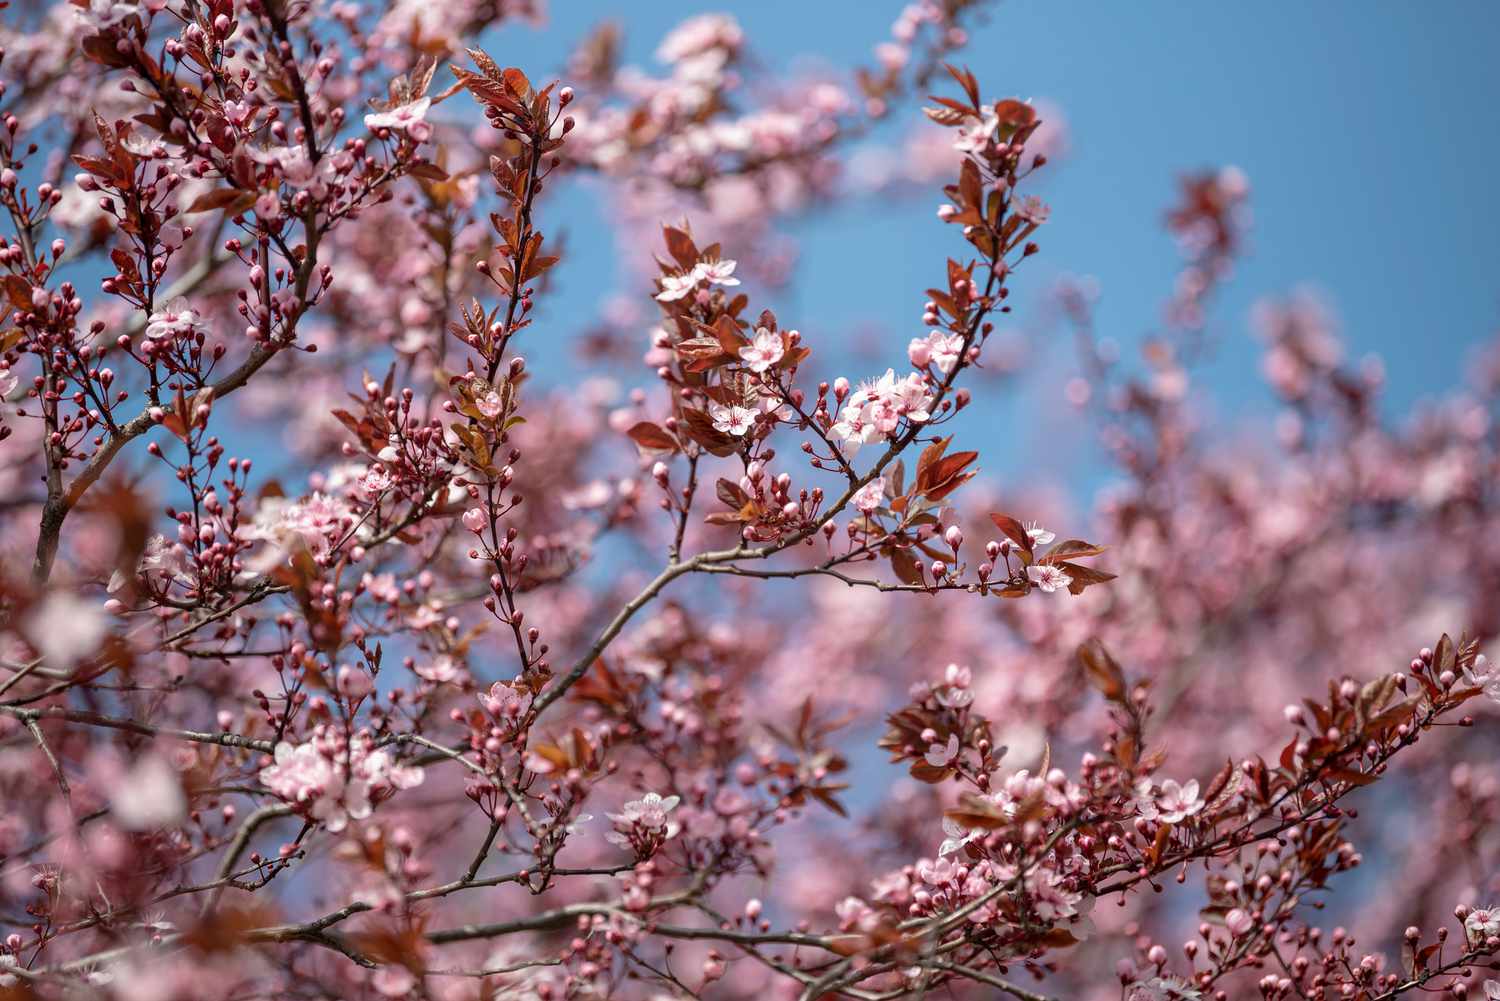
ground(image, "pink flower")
xmin=953 ymin=107 xmax=1000 ymax=154
xmin=739 ymin=327 xmax=784 ymax=372
xmin=479 ymin=681 xmax=532 ymax=726
xmin=223 ymin=100 xmax=254 ymax=126
xmin=462 ymin=507 xmax=487 ymax=533
xmin=1134 ymin=778 xmax=1205 ymax=824
xmin=1224 ymin=907 xmax=1254 ymax=936
xmin=144 ymin=298 xmax=201 ymax=341
xmin=365 ymin=97 xmax=432 ymax=142
xmin=1462 ymin=654 xmax=1500 ymax=705
xmin=709 ymin=401 xmax=756 ymax=436
xmin=910 ymin=331 xmax=965 ymax=373
xmin=655 ymin=272 xmax=698 ymax=302
xmin=605 ymin=792 xmax=681 ymax=851
xmin=336 ymin=665 xmax=375 ymax=698
xmin=1026 ymin=564 xmax=1072 ymax=593
xmin=260 ymin=729 xmax=424 ymax=832
xmin=924 ymin=733 xmax=959 ymax=768
xmin=372 ymin=965 xmax=417 ymax=997
xmin=656 ymin=13 xmax=743 ymax=63
xmin=1466 ymin=907 xmax=1500 ymax=944
xmin=414 ymin=655 xmax=462 ymax=684
xmin=77 ymin=0 xmax=138 ymax=30
xmin=1127 ymin=977 xmax=1203 ymax=1001
xmin=1025 ymin=522 xmax=1056 ymax=546
xmin=834 ymin=896 xmax=875 ymax=931
xmin=1013 ymin=195 xmax=1051 ymax=225
xmin=243 ymin=492 xmax=358 ymax=571
xmin=829 ymin=369 xmax=935 ymax=454
xmin=907 ymin=336 xmax=933 ymax=368
xmin=852 ymin=477 xmax=885 ymax=513
xmin=24 ymin=590 xmax=109 ymax=670
xmin=938 ymin=817 xmax=980 ymax=857
xmin=109 ymin=754 xmax=187 ymax=831
xmin=692 ymin=258 xmax=741 ymax=287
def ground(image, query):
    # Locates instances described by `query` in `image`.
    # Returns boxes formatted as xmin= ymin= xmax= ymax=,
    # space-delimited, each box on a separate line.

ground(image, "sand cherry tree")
xmin=0 ymin=3 xmax=1497 ymax=1001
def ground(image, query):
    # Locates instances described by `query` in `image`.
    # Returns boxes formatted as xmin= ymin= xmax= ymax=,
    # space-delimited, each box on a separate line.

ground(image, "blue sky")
xmin=474 ymin=1 xmax=1500 ymax=496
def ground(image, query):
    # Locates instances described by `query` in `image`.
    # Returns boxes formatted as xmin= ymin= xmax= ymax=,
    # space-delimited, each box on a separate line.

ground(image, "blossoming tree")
xmin=1 ymin=2 xmax=1498 ymax=1000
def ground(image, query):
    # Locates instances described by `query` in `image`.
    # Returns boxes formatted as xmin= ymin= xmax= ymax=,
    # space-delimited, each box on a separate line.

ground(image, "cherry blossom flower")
xmin=693 ymin=258 xmax=741 ymax=287
xmin=1025 ymin=522 xmax=1056 ymax=546
xmin=709 ymin=401 xmax=756 ymax=436
xmin=259 ymin=730 xmax=424 ymax=832
xmin=22 ymin=590 xmax=109 ymax=670
xmin=1462 ymin=654 xmax=1500 ymax=705
xmin=908 ymin=330 xmax=964 ymax=373
xmin=144 ymin=298 xmax=201 ymax=341
xmin=1013 ymin=195 xmax=1051 ymax=225
xmin=1134 ymin=778 xmax=1206 ymax=824
xmin=830 ymin=369 xmax=935 ymax=453
xmin=655 ymin=272 xmax=699 ymax=302
xmin=109 ymin=754 xmax=187 ymax=831
xmin=605 ymin=792 xmax=681 ymax=851
xmin=479 ymin=680 xmax=532 ymax=726
xmin=364 ymin=98 xmax=433 ymax=142
xmin=656 ymin=13 xmax=744 ymax=63
xmin=1224 ymin=907 xmax=1254 ymax=935
xmin=242 ymin=492 xmax=358 ymax=571
xmin=76 ymin=0 xmax=138 ymax=29
xmin=1127 ymin=977 xmax=1204 ymax=1001
xmin=414 ymin=655 xmax=463 ymax=684
xmin=924 ymin=733 xmax=959 ymax=767
xmin=1026 ymin=563 xmax=1072 ymax=593
xmin=739 ymin=326 xmax=784 ymax=372
xmin=1467 ymin=907 xmax=1500 ymax=944
xmin=852 ymin=477 xmax=886 ymax=513
xmin=952 ymin=107 xmax=999 ymax=154
xmin=938 ymin=817 xmax=981 ymax=857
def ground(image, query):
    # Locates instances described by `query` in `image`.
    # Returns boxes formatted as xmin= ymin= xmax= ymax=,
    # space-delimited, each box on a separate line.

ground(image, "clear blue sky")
xmin=475 ymin=1 xmax=1500 ymax=494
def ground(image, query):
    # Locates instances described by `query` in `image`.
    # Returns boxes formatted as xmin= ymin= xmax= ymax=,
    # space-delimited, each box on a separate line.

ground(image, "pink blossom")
xmin=1467 ymin=907 xmax=1500 ymax=944
xmin=605 ymin=792 xmax=681 ymax=850
xmin=365 ymin=97 xmax=433 ymax=142
xmin=693 ymin=258 xmax=741 ymax=287
xmin=1025 ymin=522 xmax=1056 ymax=546
xmin=1127 ymin=977 xmax=1203 ymax=1001
xmin=23 ymin=590 xmax=109 ymax=669
xmin=1026 ymin=563 xmax=1072 ymax=593
xmin=259 ymin=730 xmax=424 ymax=832
xmin=852 ymin=477 xmax=886 ymax=513
xmin=109 ymin=754 xmax=187 ymax=831
xmin=924 ymin=733 xmax=959 ymax=767
xmin=655 ymin=271 xmax=699 ymax=302
xmin=144 ymin=298 xmax=201 ymax=341
xmin=1013 ymin=195 xmax=1051 ymax=225
xmin=739 ymin=326 xmax=784 ymax=372
xmin=656 ymin=13 xmax=743 ymax=63
xmin=953 ymin=107 xmax=1000 ymax=154
xmin=709 ymin=401 xmax=756 ymax=436
xmin=414 ymin=655 xmax=462 ymax=684
xmin=1134 ymin=778 xmax=1205 ymax=824
xmin=1224 ymin=907 xmax=1254 ymax=935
